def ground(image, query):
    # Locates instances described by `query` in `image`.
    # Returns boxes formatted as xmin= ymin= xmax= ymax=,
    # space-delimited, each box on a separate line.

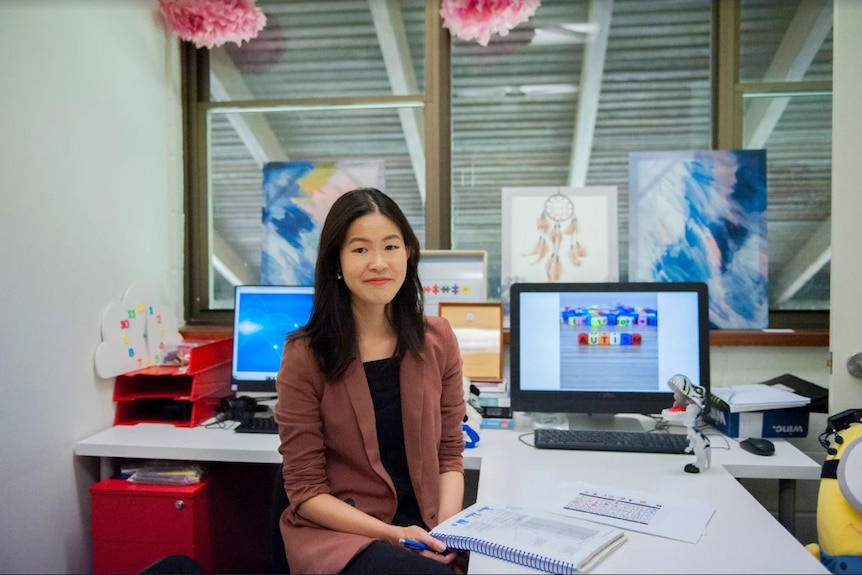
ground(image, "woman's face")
xmin=339 ymin=213 xmax=409 ymax=310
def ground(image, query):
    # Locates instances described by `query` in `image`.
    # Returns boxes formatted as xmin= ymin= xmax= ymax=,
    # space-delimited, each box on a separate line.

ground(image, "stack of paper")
xmin=473 ymin=378 xmax=509 ymax=395
xmin=126 ymin=461 xmax=206 ymax=485
xmin=711 ymin=384 xmax=811 ymax=413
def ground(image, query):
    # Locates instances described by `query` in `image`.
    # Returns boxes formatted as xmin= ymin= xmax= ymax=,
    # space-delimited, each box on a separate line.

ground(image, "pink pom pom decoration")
xmin=440 ymin=0 xmax=541 ymax=47
xmin=159 ymin=0 xmax=267 ymax=49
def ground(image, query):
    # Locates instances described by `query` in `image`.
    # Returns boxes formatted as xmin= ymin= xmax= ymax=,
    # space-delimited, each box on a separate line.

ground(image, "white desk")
xmin=464 ymin=429 xmax=825 ymax=574
xmin=75 ymin=423 xmax=825 ymax=574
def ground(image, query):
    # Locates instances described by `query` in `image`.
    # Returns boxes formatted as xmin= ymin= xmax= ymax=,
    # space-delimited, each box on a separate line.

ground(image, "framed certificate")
xmin=439 ymin=302 xmax=504 ymax=382
xmin=419 ymin=250 xmax=487 ymax=317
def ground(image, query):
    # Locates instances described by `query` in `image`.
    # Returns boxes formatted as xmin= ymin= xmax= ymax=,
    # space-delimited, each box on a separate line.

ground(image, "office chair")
xmin=270 ymin=462 xmax=291 ymax=574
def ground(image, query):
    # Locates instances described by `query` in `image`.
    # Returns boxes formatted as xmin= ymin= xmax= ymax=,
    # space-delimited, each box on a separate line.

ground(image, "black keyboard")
xmin=533 ymin=428 xmax=690 ymax=454
xmin=234 ymin=416 xmax=279 ymax=434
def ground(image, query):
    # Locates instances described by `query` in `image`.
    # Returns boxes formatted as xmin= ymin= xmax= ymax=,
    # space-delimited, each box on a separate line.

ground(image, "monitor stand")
xmin=565 ymin=413 xmax=648 ymax=433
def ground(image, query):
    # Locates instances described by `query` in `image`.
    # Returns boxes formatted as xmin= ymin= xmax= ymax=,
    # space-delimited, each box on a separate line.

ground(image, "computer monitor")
xmin=231 ymin=285 xmax=314 ymax=393
xmin=509 ymin=282 xmax=710 ymax=431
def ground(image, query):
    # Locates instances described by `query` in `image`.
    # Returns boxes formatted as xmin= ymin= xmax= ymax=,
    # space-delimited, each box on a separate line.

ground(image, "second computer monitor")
xmin=231 ymin=285 xmax=314 ymax=393
xmin=509 ymin=282 xmax=710 ymax=423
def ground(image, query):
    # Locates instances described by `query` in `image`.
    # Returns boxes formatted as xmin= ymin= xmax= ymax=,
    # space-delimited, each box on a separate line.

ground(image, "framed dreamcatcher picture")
xmin=501 ymin=187 xmax=619 ymax=319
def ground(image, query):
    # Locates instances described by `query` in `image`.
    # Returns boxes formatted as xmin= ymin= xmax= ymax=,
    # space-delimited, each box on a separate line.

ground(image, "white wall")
xmin=828 ymin=0 xmax=862 ymax=410
xmin=0 ymin=2 xmax=183 ymax=573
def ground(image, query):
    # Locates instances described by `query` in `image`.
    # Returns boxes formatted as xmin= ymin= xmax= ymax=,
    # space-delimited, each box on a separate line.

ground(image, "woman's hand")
xmin=391 ymin=525 xmax=457 ymax=566
xmin=391 ymin=524 xmax=445 ymax=552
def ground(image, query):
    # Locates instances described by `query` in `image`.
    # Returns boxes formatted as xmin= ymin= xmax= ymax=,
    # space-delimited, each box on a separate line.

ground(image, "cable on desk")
xmin=706 ymin=433 xmax=732 ymax=450
xmin=518 ymin=432 xmax=536 ymax=447
xmin=202 ymin=419 xmax=239 ymax=431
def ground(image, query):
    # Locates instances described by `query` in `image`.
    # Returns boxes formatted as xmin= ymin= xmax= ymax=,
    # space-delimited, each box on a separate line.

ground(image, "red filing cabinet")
xmin=90 ymin=478 xmax=214 ymax=574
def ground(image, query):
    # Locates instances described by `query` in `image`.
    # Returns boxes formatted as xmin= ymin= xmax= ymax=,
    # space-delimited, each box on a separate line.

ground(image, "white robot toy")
xmin=661 ymin=374 xmax=711 ymax=474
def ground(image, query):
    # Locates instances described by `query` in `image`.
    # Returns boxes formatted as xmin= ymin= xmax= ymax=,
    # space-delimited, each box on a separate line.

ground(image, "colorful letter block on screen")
xmin=577 ymin=332 xmax=643 ymax=345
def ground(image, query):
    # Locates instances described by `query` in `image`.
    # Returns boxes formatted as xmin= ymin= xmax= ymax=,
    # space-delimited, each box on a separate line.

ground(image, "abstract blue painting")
xmin=628 ymin=150 xmax=768 ymax=329
xmin=261 ymin=160 xmax=385 ymax=286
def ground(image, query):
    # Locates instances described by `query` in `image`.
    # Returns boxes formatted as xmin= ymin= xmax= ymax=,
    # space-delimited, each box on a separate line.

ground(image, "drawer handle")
xmin=175 ymin=500 xmax=185 ymax=510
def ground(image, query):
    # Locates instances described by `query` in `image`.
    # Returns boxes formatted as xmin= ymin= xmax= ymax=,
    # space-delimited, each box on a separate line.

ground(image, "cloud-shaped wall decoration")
xmin=94 ymin=283 xmax=182 ymax=378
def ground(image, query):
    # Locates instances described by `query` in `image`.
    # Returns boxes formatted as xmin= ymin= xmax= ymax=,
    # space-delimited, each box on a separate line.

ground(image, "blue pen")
xmin=399 ymin=538 xmax=431 ymax=552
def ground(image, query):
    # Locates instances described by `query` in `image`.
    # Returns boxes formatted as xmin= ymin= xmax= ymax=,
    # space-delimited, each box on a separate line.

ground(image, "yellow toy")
xmin=806 ymin=409 xmax=862 ymax=574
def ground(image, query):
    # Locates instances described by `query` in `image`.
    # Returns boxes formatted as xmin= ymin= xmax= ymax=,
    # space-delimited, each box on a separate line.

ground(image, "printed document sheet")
xmin=552 ymin=481 xmax=715 ymax=543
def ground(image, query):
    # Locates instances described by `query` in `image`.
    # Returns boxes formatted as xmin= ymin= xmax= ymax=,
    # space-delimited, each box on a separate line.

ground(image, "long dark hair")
xmin=290 ymin=188 xmax=425 ymax=380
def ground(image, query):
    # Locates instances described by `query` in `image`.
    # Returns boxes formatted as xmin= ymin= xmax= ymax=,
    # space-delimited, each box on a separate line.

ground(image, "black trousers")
xmin=340 ymin=541 xmax=454 ymax=575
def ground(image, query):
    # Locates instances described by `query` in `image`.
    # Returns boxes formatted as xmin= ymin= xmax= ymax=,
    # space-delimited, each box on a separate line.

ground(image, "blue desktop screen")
xmin=231 ymin=285 xmax=314 ymax=392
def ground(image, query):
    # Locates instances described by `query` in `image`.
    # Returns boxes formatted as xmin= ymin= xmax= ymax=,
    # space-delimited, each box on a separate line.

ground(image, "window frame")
xmin=181 ymin=0 xmax=830 ymax=342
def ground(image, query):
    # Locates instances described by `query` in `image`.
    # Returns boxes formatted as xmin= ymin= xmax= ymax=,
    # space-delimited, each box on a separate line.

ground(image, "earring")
xmin=337 ymin=271 xmax=342 ymax=280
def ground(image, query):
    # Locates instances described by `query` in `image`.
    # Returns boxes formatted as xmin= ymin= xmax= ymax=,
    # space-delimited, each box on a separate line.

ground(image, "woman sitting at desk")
xmin=274 ymin=188 xmax=467 ymax=574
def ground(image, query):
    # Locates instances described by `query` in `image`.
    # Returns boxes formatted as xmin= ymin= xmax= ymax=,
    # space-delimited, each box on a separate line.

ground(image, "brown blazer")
xmin=274 ymin=315 xmax=466 ymax=574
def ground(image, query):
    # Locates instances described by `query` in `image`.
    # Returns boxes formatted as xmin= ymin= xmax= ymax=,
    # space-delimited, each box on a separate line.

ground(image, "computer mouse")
xmin=740 ymin=437 xmax=775 ymax=456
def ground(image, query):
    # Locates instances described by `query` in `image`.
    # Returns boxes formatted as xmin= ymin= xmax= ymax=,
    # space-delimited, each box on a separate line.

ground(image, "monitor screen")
xmin=509 ymin=282 xmax=710 ymax=420
xmin=231 ymin=285 xmax=314 ymax=393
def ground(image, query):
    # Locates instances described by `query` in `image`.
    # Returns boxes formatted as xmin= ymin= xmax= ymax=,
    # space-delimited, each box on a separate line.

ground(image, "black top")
xmin=364 ymin=356 xmax=424 ymax=528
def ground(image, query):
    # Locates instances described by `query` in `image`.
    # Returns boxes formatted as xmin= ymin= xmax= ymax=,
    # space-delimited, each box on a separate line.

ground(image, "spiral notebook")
xmin=430 ymin=502 xmax=626 ymax=574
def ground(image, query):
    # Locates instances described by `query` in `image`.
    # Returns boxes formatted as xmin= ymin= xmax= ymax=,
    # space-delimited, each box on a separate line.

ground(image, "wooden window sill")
xmin=180 ymin=326 xmax=828 ymax=348
xmin=707 ymin=329 xmax=827 ymax=347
